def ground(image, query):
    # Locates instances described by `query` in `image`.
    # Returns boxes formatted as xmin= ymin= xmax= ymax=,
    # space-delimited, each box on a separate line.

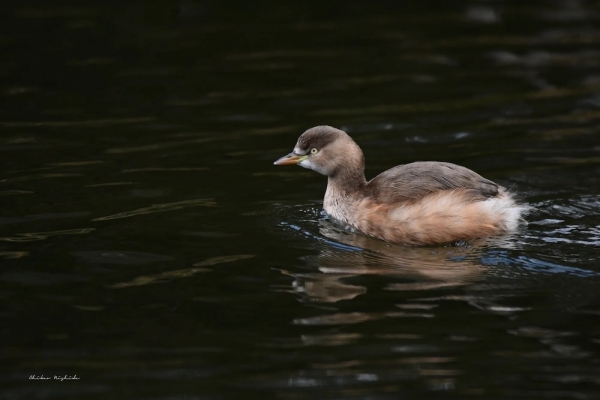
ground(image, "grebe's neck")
xmin=326 ymin=135 xmax=367 ymax=196
xmin=320 ymin=134 xmax=368 ymax=222
xmin=323 ymin=161 xmax=368 ymax=224
xmin=327 ymin=166 xmax=367 ymax=196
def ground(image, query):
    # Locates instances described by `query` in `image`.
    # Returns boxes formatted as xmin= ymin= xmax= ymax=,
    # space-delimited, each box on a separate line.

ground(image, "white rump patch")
xmin=478 ymin=194 xmax=530 ymax=231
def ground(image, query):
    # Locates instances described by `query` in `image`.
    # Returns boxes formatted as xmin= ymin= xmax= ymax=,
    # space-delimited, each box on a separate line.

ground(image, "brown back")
xmin=365 ymin=161 xmax=501 ymax=204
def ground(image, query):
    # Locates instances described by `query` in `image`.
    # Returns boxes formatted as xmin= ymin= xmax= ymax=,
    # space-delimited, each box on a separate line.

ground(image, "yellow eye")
xmin=310 ymin=148 xmax=318 ymax=154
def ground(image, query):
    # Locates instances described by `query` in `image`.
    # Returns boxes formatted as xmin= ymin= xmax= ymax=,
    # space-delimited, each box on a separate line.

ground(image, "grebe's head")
xmin=274 ymin=126 xmax=364 ymax=177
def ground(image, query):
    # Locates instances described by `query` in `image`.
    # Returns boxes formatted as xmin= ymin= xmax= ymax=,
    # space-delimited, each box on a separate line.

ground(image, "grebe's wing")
xmin=365 ymin=161 xmax=501 ymax=204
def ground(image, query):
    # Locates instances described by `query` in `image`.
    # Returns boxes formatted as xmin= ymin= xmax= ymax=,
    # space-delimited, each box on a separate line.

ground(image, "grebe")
xmin=274 ymin=125 xmax=528 ymax=245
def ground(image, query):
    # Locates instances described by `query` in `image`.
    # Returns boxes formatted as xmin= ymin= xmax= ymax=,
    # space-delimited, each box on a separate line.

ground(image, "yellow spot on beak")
xmin=273 ymin=153 xmax=307 ymax=165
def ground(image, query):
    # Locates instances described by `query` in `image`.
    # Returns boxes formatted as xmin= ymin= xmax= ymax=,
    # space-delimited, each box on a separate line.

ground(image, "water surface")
xmin=2 ymin=1 xmax=600 ymax=399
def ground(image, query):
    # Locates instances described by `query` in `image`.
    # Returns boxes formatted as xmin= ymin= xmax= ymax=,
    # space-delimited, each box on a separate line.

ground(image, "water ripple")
xmin=0 ymin=228 xmax=95 ymax=242
xmin=1 ymin=117 xmax=155 ymax=128
xmin=0 ymin=190 xmax=33 ymax=196
xmin=92 ymin=198 xmax=216 ymax=221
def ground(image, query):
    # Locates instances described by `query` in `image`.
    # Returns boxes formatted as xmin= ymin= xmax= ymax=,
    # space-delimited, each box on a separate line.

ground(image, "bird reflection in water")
xmin=279 ymin=219 xmax=517 ymax=304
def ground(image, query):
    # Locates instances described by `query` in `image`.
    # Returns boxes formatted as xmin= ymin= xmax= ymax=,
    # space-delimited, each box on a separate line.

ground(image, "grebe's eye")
xmin=310 ymin=148 xmax=318 ymax=154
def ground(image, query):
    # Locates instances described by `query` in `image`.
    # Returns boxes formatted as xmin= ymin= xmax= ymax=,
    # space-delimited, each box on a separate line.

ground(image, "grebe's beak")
xmin=273 ymin=153 xmax=307 ymax=166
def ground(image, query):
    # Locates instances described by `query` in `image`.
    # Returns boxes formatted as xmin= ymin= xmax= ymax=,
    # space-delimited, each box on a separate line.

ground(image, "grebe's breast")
xmin=323 ymin=183 xmax=358 ymax=226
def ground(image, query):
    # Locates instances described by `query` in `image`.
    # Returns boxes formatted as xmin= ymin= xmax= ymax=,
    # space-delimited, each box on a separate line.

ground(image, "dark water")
xmin=2 ymin=1 xmax=600 ymax=399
